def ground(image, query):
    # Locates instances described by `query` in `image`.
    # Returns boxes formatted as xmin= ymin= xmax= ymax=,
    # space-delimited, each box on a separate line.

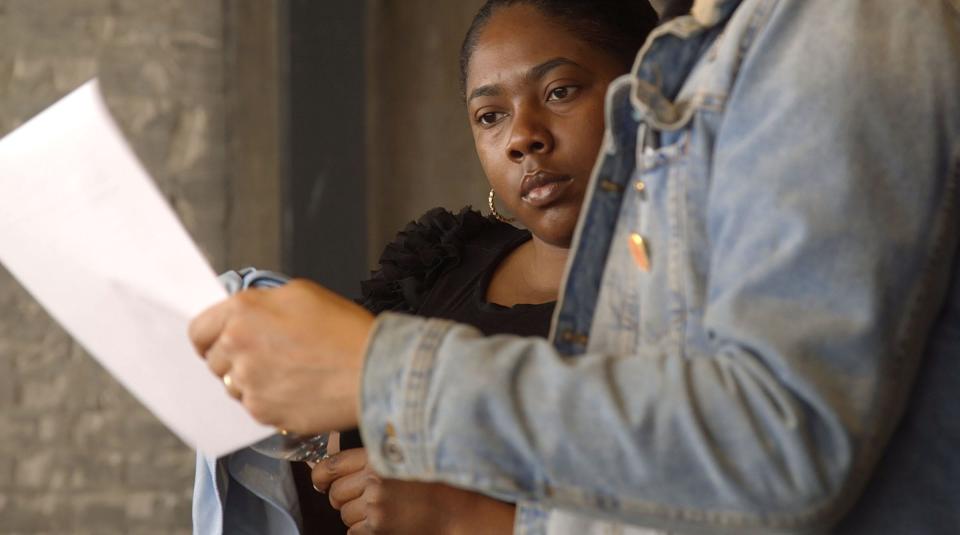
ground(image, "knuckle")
xmin=205 ymin=350 xmax=229 ymax=376
xmin=227 ymin=361 xmax=247 ymax=383
xmin=328 ymin=484 xmax=347 ymax=509
xmin=328 ymin=480 xmax=349 ymax=508
xmin=364 ymin=481 xmax=384 ymax=505
xmin=218 ymin=333 xmax=237 ymax=353
xmin=218 ymin=324 xmax=247 ymax=351
xmin=365 ymin=507 xmax=386 ymax=531
xmin=341 ymin=500 xmax=365 ymax=527
xmin=311 ymin=468 xmax=332 ymax=489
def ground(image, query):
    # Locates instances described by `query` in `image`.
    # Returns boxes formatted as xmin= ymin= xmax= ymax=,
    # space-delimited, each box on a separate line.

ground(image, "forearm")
xmin=446 ymin=491 xmax=515 ymax=535
xmin=361 ymin=316 xmax=858 ymax=528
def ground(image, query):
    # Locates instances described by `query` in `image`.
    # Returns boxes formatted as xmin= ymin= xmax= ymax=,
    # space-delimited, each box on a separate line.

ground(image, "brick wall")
xmin=0 ymin=1 xmax=229 ymax=533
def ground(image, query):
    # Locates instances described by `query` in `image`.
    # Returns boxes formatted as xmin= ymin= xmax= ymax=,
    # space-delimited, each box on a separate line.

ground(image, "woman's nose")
xmin=506 ymin=110 xmax=554 ymax=162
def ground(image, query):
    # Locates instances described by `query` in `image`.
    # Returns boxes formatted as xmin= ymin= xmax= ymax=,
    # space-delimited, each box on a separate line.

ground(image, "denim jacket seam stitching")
xmin=698 ymin=0 xmax=780 ymax=111
xmin=734 ymin=0 xmax=780 ymax=67
xmin=539 ymin=479 xmax=842 ymax=527
xmin=835 ymin=148 xmax=960 ymax=518
xmin=429 ymin=468 xmax=526 ymax=499
xmin=667 ymin=162 xmax=689 ymax=357
xmin=514 ymin=501 xmax=549 ymax=535
xmin=359 ymin=313 xmax=400 ymax=462
xmin=629 ymin=2 xmax=743 ymax=131
xmin=692 ymin=91 xmax=727 ymax=112
xmin=399 ymin=318 xmax=450 ymax=474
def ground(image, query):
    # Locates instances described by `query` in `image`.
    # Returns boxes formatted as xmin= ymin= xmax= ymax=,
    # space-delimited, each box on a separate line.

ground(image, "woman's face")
xmin=465 ymin=4 xmax=626 ymax=247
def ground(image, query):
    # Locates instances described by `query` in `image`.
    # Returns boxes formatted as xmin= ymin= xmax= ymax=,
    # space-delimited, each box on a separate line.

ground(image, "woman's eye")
xmin=547 ymin=86 xmax=577 ymax=102
xmin=477 ymin=112 xmax=503 ymax=126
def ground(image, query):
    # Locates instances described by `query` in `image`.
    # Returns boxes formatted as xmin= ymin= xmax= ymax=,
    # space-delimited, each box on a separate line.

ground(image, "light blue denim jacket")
xmin=359 ymin=1 xmax=960 ymax=534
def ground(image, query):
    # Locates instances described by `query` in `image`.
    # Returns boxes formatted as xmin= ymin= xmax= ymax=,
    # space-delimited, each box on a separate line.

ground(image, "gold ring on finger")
xmin=222 ymin=373 xmax=241 ymax=399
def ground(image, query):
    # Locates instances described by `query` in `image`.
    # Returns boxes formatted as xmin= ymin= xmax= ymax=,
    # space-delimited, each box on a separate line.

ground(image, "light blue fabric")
xmin=192 ymin=268 xmax=304 ymax=535
xmin=193 ymin=447 xmax=302 ymax=535
xmin=359 ymin=1 xmax=960 ymax=534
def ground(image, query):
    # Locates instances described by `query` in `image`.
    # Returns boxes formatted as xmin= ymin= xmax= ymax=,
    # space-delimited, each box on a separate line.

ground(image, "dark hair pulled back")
xmin=459 ymin=0 xmax=659 ymax=98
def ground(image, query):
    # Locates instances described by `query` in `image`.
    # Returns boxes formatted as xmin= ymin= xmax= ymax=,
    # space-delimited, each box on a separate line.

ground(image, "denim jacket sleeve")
xmin=359 ymin=1 xmax=960 ymax=533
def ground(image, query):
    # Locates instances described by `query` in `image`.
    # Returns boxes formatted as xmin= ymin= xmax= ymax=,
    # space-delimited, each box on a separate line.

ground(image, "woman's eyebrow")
xmin=468 ymin=57 xmax=583 ymax=103
xmin=527 ymin=57 xmax=581 ymax=82
xmin=468 ymin=84 xmax=502 ymax=102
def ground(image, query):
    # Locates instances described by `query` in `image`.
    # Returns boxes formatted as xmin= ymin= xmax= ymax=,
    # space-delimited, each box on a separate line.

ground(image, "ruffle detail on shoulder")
xmin=359 ymin=207 xmax=500 ymax=313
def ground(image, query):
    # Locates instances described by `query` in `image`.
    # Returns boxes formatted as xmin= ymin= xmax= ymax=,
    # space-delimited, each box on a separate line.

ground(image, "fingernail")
xmin=320 ymin=454 xmax=337 ymax=471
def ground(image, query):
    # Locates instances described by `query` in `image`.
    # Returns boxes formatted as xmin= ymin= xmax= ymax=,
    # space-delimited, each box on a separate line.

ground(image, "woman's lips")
xmin=520 ymin=171 xmax=574 ymax=207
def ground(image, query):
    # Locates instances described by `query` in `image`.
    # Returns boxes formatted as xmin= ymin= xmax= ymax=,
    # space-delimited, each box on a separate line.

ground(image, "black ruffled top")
xmin=358 ymin=206 xmax=556 ymax=337
xmin=296 ymin=207 xmax=557 ymax=533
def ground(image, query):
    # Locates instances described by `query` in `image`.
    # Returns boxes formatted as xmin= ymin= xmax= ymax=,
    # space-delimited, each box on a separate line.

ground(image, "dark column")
xmin=283 ymin=0 xmax=368 ymax=298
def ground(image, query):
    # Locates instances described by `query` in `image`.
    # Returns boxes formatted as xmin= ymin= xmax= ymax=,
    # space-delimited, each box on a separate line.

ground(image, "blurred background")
xmin=0 ymin=0 xmax=665 ymax=532
xmin=0 ymin=1 xmax=485 ymax=532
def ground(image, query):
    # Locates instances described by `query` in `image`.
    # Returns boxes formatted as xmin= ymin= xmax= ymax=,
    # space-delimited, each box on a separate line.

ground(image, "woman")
xmin=309 ymin=1 xmax=657 ymax=533
xmin=192 ymin=1 xmax=657 ymax=533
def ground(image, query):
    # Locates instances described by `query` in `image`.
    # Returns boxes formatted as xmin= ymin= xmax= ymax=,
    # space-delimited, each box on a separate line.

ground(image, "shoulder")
xmin=358 ymin=207 xmax=521 ymax=313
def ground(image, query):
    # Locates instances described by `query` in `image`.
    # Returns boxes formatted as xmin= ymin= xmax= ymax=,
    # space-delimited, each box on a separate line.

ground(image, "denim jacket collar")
xmin=631 ymin=0 xmax=741 ymax=129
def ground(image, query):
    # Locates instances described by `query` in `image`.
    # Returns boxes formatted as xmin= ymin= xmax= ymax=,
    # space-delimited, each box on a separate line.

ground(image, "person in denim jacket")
xmin=190 ymin=0 xmax=960 ymax=533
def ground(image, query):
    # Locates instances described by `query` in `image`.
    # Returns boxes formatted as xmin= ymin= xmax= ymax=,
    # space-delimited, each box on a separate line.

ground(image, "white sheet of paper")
xmin=0 ymin=79 xmax=274 ymax=457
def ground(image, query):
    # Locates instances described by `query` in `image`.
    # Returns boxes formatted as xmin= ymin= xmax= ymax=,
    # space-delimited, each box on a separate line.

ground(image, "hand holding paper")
xmin=189 ymin=278 xmax=372 ymax=436
xmin=0 ymin=80 xmax=273 ymax=457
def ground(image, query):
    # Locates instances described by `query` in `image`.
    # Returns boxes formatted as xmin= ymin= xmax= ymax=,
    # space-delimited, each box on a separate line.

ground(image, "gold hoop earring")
xmin=488 ymin=189 xmax=515 ymax=223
